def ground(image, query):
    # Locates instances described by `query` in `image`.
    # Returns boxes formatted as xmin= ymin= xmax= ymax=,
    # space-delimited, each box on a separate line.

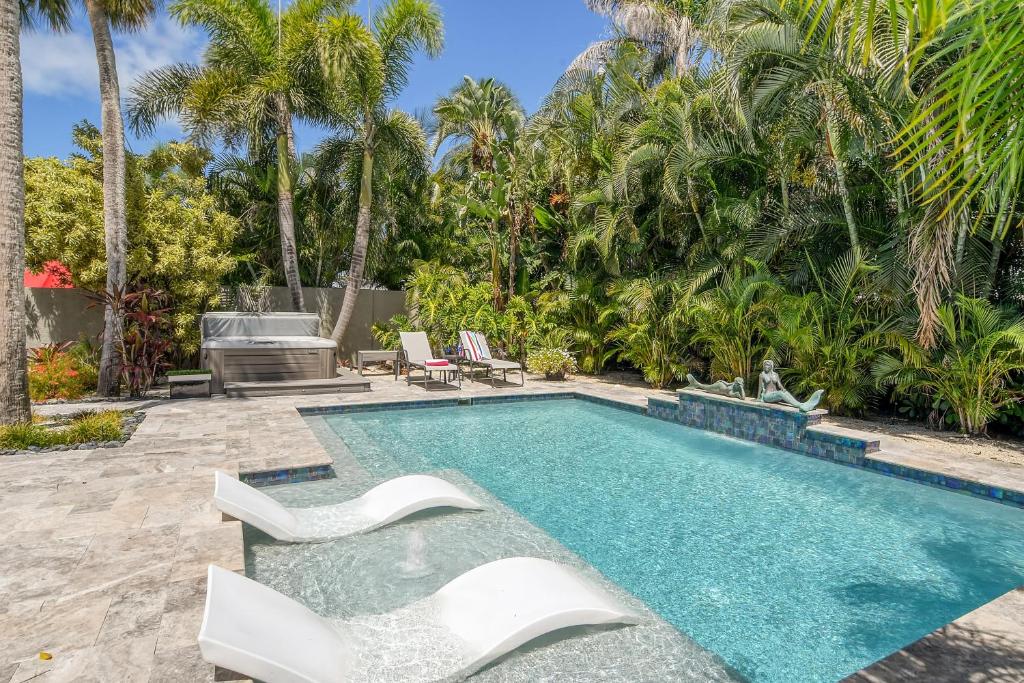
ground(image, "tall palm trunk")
xmin=275 ymin=99 xmax=305 ymax=312
xmin=330 ymin=132 xmax=374 ymax=348
xmin=86 ymin=0 xmax=128 ymax=397
xmin=507 ymin=209 xmax=520 ymax=297
xmin=0 ymin=0 xmax=30 ymax=424
xmin=825 ymin=112 xmax=860 ymax=254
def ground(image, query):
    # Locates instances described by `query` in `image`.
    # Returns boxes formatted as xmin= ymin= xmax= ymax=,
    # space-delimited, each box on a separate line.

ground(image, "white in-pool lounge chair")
xmin=198 ymin=557 xmax=639 ymax=682
xmin=459 ymin=330 xmax=525 ymax=387
xmin=399 ymin=331 xmax=461 ymax=389
xmin=213 ymin=471 xmax=482 ymax=543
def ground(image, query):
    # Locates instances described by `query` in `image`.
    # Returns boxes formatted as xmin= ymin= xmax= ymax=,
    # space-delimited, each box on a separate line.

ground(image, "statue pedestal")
xmin=647 ymin=389 xmax=877 ymax=464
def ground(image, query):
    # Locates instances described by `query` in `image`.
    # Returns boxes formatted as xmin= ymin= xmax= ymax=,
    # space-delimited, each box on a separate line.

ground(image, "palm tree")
xmin=723 ymin=0 xmax=896 ymax=256
xmin=128 ymin=0 xmax=345 ymax=312
xmin=577 ymin=0 xmax=709 ymax=77
xmin=27 ymin=0 xmax=155 ymax=394
xmin=318 ymin=0 xmax=443 ymax=348
xmin=791 ymin=0 xmax=1024 ymax=347
xmin=88 ymin=0 xmax=157 ymax=395
xmin=432 ymin=76 xmax=526 ymax=308
xmin=432 ymin=76 xmax=523 ymax=174
xmin=0 ymin=0 xmax=30 ymax=424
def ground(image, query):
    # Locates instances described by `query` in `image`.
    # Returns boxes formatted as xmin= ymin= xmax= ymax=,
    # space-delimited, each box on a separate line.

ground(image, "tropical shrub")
xmin=372 ymin=314 xmax=413 ymax=351
xmin=24 ymin=124 xmax=238 ymax=355
xmin=88 ymin=288 xmax=173 ymax=397
xmin=527 ymin=348 xmax=578 ymax=379
xmin=536 ymin=275 xmax=616 ymax=375
xmin=767 ymin=256 xmax=898 ymax=415
xmin=404 ymin=261 xmax=542 ymax=359
xmin=874 ymin=296 xmax=1024 ymax=434
xmin=606 ymin=274 xmax=692 ymax=389
xmin=119 ymin=290 xmax=173 ymax=397
xmin=689 ymin=268 xmax=780 ymax=386
xmin=28 ymin=342 xmax=99 ymax=401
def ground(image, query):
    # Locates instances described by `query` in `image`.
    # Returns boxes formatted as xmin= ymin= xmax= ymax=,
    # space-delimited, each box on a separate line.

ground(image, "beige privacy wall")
xmin=24 ymin=286 xmax=407 ymax=361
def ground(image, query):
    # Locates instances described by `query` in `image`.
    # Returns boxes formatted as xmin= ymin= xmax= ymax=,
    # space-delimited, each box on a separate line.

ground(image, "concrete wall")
xmin=24 ymin=286 xmax=407 ymax=363
xmin=25 ymin=288 xmax=104 ymax=350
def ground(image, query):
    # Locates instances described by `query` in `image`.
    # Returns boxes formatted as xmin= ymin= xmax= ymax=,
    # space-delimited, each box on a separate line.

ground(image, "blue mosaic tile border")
xmin=298 ymin=399 xmax=460 ymax=416
xmin=240 ymin=464 xmax=336 ymax=488
xmin=661 ymin=391 xmax=1023 ymax=509
xmin=862 ymin=458 xmax=1024 ymax=508
xmin=469 ymin=392 xmax=576 ymax=405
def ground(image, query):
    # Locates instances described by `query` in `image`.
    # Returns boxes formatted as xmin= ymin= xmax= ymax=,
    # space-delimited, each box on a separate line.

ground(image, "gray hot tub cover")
xmin=200 ymin=312 xmax=321 ymax=340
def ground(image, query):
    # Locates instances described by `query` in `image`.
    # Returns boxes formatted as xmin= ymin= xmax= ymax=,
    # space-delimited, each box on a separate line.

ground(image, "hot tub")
xmin=200 ymin=313 xmax=337 ymax=394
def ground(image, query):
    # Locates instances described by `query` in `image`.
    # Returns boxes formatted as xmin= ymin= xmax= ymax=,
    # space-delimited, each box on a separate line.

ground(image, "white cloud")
xmin=21 ymin=15 xmax=204 ymax=100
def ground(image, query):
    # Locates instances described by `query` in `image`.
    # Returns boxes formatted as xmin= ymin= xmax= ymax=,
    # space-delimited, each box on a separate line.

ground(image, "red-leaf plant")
xmin=88 ymin=287 xmax=173 ymax=397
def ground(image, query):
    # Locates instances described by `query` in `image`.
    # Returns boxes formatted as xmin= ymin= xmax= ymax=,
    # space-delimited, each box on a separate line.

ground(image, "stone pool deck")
xmin=0 ymin=369 xmax=1022 ymax=681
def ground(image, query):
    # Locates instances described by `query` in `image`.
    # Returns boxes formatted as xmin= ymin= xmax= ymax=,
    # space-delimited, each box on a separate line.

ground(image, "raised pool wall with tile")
xmin=650 ymin=390 xmax=877 ymax=465
xmin=651 ymin=389 xmax=1024 ymax=508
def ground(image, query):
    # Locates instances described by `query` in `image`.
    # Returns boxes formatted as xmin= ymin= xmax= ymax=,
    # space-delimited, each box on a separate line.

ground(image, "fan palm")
xmin=128 ymin=0 xmax=347 ymax=312
xmin=318 ymin=0 xmax=443 ymax=347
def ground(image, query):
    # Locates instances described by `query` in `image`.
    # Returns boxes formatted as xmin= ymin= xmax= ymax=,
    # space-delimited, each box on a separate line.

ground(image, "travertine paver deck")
xmin=0 ymin=368 xmax=1021 ymax=681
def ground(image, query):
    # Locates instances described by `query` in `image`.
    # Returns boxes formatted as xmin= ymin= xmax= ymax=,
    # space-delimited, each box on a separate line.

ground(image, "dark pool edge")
xmin=842 ymin=585 xmax=1024 ymax=683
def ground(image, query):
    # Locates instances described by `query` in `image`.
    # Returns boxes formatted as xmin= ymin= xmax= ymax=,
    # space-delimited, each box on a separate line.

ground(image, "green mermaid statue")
xmin=686 ymin=374 xmax=746 ymax=400
xmin=756 ymin=360 xmax=824 ymax=413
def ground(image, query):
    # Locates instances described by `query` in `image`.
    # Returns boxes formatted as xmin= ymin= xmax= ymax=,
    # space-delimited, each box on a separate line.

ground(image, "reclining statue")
xmin=756 ymin=360 xmax=824 ymax=413
xmin=686 ymin=374 xmax=746 ymax=400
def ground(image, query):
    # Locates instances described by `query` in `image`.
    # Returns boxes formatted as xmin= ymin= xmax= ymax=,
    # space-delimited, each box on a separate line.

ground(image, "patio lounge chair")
xmin=198 ymin=557 xmax=639 ymax=682
xmin=459 ymin=331 xmax=525 ymax=387
xmin=400 ymin=331 xmax=462 ymax=389
xmin=213 ymin=471 xmax=483 ymax=543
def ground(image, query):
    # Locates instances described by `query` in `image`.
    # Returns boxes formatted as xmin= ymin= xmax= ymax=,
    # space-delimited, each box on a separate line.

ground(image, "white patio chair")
xmin=459 ymin=330 xmax=525 ymax=387
xmin=399 ymin=331 xmax=461 ymax=389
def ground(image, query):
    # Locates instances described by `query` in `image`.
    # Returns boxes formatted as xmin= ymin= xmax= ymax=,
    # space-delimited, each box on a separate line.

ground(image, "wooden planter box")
xmin=168 ymin=374 xmax=212 ymax=399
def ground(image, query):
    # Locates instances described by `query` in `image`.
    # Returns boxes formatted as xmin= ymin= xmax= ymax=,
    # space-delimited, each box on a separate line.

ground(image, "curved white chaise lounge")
xmin=213 ymin=471 xmax=483 ymax=543
xmin=199 ymin=557 xmax=639 ymax=682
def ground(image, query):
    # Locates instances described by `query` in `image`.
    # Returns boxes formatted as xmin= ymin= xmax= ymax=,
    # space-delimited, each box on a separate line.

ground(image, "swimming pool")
xmin=274 ymin=397 xmax=1023 ymax=681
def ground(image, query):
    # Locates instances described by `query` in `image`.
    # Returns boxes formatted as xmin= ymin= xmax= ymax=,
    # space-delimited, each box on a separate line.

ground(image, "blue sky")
xmin=22 ymin=0 xmax=609 ymax=159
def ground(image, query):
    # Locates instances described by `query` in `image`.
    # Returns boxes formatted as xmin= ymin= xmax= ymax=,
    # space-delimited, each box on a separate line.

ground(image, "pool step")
xmin=225 ymin=376 xmax=370 ymax=398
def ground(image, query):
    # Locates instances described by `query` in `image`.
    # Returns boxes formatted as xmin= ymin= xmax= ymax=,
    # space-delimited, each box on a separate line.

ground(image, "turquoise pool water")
xmin=322 ymin=398 xmax=1024 ymax=682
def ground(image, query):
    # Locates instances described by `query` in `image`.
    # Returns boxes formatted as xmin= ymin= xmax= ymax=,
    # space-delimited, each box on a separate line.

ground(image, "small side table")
xmin=356 ymin=349 xmax=400 ymax=376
